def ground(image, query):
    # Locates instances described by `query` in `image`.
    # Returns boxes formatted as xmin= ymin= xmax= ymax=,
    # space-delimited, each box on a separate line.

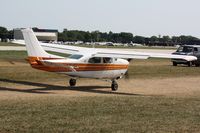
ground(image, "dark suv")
xmin=172 ymin=45 xmax=200 ymax=67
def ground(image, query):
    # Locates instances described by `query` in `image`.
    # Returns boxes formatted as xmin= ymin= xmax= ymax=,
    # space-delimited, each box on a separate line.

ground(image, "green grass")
xmin=0 ymin=51 xmax=68 ymax=62
xmin=0 ymin=51 xmax=27 ymax=60
xmin=0 ymin=42 xmax=23 ymax=46
xmin=127 ymin=60 xmax=200 ymax=79
xmin=0 ymin=96 xmax=200 ymax=132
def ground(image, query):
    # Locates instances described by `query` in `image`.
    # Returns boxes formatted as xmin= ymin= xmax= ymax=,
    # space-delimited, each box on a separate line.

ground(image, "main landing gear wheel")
xmin=172 ymin=62 xmax=177 ymax=66
xmin=69 ymin=78 xmax=76 ymax=86
xmin=111 ymin=80 xmax=118 ymax=91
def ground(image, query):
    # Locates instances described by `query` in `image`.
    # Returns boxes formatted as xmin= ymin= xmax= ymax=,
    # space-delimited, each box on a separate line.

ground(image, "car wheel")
xmin=187 ymin=61 xmax=192 ymax=67
xmin=195 ymin=63 xmax=200 ymax=67
xmin=173 ymin=62 xmax=177 ymax=66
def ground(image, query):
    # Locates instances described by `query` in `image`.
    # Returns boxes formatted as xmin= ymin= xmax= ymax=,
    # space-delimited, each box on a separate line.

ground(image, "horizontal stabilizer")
xmin=39 ymin=59 xmax=77 ymax=72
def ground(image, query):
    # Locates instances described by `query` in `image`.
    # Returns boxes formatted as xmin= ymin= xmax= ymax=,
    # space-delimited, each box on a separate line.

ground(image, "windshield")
xmin=68 ymin=54 xmax=83 ymax=59
xmin=177 ymin=46 xmax=193 ymax=53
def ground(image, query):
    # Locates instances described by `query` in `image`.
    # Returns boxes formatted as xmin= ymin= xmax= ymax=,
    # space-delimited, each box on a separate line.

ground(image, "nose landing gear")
xmin=111 ymin=80 xmax=118 ymax=91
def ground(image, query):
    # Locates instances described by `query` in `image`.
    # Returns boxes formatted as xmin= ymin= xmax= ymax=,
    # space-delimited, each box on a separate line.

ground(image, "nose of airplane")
xmin=117 ymin=59 xmax=129 ymax=65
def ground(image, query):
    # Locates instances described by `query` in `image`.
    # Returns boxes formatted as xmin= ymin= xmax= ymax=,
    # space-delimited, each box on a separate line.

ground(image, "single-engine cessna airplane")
xmin=21 ymin=28 xmax=197 ymax=91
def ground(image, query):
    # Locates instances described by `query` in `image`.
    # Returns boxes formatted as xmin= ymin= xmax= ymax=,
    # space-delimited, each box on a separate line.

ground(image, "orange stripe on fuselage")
xmin=27 ymin=56 xmax=129 ymax=72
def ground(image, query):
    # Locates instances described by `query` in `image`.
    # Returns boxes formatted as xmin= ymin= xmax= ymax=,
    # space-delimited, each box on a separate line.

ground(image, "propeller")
xmin=125 ymin=58 xmax=132 ymax=79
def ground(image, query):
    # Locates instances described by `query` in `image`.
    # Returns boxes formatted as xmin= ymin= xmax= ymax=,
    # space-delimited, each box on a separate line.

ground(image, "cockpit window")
xmin=177 ymin=46 xmax=193 ymax=53
xmin=88 ymin=57 xmax=101 ymax=63
xmin=88 ymin=57 xmax=113 ymax=64
xmin=68 ymin=54 xmax=83 ymax=59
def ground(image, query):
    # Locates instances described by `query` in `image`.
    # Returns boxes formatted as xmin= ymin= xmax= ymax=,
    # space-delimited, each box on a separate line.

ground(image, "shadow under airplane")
xmin=0 ymin=78 xmax=143 ymax=96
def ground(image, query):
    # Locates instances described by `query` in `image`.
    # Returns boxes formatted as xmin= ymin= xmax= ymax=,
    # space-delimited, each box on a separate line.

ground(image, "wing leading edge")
xmin=93 ymin=49 xmax=197 ymax=61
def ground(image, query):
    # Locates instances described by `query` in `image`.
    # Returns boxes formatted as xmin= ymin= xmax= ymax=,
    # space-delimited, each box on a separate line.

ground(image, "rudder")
xmin=22 ymin=28 xmax=50 ymax=57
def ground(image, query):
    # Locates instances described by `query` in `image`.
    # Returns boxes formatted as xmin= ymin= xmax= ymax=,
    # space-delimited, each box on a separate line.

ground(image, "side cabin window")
xmin=88 ymin=57 xmax=113 ymax=64
xmin=103 ymin=57 xmax=113 ymax=63
xmin=88 ymin=57 xmax=101 ymax=63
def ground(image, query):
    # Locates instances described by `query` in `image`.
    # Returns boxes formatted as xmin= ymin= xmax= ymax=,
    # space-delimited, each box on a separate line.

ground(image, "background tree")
xmin=133 ymin=36 xmax=145 ymax=44
xmin=0 ymin=26 xmax=9 ymax=41
xmin=1 ymin=26 xmax=200 ymax=45
xmin=119 ymin=32 xmax=133 ymax=43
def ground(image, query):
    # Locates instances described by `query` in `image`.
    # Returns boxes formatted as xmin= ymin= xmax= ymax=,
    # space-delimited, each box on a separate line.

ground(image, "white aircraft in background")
xmin=21 ymin=28 xmax=197 ymax=91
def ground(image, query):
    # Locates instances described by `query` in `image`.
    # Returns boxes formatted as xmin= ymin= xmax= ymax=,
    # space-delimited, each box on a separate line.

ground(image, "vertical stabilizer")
xmin=22 ymin=28 xmax=50 ymax=57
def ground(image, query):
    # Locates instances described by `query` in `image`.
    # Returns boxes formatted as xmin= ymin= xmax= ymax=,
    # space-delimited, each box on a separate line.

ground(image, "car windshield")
xmin=177 ymin=46 xmax=193 ymax=53
xmin=68 ymin=54 xmax=83 ymax=59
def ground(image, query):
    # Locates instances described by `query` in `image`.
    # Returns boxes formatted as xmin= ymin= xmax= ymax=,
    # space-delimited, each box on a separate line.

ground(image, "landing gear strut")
xmin=111 ymin=80 xmax=118 ymax=91
xmin=69 ymin=78 xmax=76 ymax=86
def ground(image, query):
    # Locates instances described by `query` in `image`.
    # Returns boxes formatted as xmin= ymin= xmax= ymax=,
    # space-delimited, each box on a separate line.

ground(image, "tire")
xmin=69 ymin=79 xmax=76 ymax=86
xmin=187 ymin=61 xmax=192 ymax=67
xmin=195 ymin=63 xmax=200 ymax=67
xmin=173 ymin=62 xmax=177 ymax=66
xmin=111 ymin=81 xmax=118 ymax=91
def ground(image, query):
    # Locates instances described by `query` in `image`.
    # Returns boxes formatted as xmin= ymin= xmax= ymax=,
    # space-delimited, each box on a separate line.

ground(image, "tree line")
xmin=1 ymin=26 xmax=200 ymax=46
xmin=0 ymin=26 xmax=13 ymax=41
xmin=59 ymin=29 xmax=200 ymax=46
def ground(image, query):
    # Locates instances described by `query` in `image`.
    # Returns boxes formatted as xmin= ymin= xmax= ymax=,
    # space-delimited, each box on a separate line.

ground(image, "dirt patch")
xmin=0 ymin=60 xmax=28 ymax=66
xmin=0 ymin=76 xmax=200 ymax=100
xmin=121 ymin=77 xmax=200 ymax=97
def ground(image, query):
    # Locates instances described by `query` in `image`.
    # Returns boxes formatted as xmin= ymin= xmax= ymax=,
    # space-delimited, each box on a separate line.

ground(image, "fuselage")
xmin=27 ymin=56 xmax=129 ymax=79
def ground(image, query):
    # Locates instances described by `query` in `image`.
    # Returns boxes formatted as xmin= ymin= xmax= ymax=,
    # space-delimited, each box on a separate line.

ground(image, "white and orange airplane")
xmin=21 ymin=28 xmax=197 ymax=91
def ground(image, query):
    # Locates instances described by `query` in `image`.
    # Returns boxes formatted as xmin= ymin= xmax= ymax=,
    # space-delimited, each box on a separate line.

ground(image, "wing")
xmin=12 ymin=40 xmax=89 ymax=55
xmin=12 ymin=40 xmax=197 ymax=61
xmin=40 ymin=43 xmax=85 ymax=55
xmin=92 ymin=49 xmax=197 ymax=61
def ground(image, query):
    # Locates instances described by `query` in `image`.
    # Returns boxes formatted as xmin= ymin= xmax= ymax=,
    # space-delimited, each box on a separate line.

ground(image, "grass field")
xmin=0 ymin=96 xmax=200 ymax=132
xmin=0 ymin=51 xmax=200 ymax=132
xmin=0 ymin=42 xmax=23 ymax=46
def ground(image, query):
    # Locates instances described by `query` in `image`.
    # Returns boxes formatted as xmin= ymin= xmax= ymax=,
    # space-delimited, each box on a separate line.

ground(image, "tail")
xmin=21 ymin=28 xmax=50 ymax=57
xmin=22 ymin=28 xmax=62 ymax=66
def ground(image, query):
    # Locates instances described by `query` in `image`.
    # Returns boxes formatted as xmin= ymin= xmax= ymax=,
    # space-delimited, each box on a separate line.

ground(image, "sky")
xmin=0 ymin=0 xmax=200 ymax=37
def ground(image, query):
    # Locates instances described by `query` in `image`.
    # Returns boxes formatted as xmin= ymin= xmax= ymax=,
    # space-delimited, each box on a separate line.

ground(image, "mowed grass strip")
xmin=0 ymin=96 xmax=200 ymax=132
xmin=0 ymin=42 xmax=23 ymax=46
xmin=128 ymin=59 xmax=200 ymax=79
